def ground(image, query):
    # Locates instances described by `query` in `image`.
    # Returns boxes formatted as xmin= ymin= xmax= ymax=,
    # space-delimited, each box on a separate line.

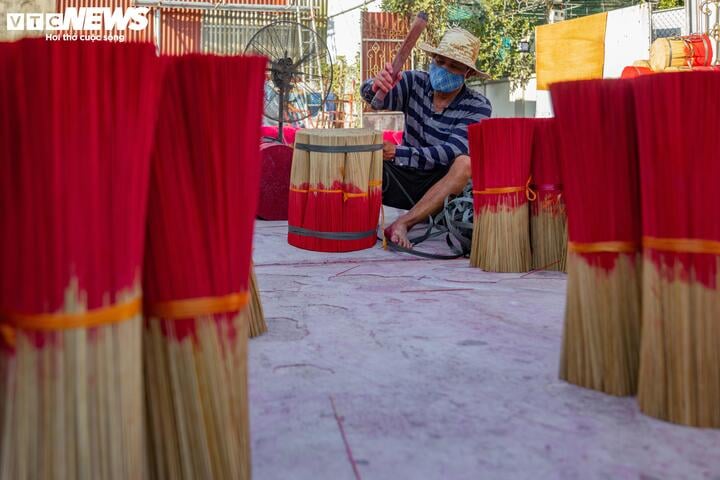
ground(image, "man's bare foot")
xmin=384 ymin=220 xmax=412 ymax=249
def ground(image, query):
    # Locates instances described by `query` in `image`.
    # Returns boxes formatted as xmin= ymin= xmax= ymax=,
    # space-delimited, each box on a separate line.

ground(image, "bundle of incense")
xmin=143 ymin=53 xmax=266 ymax=480
xmin=248 ymin=265 xmax=267 ymax=338
xmin=551 ymin=79 xmax=642 ymax=396
xmin=530 ymin=118 xmax=567 ymax=272
xmin=288 ymin=129 xmax=383 ymax=252
xmin=469 ymin=118 xmax=535 ymax=272
xmin=648 ymin=34 xmax=713 ymax=71
xmin=633 ymin=71 xmax=720 ymax=427
xmin=0 ymin=39 xmax=163 ymax=479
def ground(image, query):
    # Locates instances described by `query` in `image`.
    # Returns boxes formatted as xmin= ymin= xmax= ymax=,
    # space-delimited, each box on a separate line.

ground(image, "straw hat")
xmin=418 ymin=28 xmax=489 ymax=79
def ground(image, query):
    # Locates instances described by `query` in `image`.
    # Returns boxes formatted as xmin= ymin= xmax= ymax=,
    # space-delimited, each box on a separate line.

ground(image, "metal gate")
xmin=360 ymin=11 xmax=412 ymax=84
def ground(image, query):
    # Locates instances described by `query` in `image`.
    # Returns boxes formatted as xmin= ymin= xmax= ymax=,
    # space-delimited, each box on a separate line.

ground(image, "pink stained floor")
xmin=248 ymin=214 xmax=720 ymax=480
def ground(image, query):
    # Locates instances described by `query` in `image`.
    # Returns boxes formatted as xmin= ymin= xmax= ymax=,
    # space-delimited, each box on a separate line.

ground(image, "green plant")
xmin=381 ymin=0 xmax=452 ymax=47
xmin=657 ymin=0 xmax=683 ymax=9
xmin=381 ymin=0 xmax=534 ymax=87
xmin=457 ymin=0 xmax=535 ymax=88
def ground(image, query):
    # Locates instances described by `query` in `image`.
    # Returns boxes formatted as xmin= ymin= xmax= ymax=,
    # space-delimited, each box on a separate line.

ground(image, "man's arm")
xmin=394 ymin=112 xmax=490 ymax=171
xmin=361 ymin=64 xmax=413 ymax=112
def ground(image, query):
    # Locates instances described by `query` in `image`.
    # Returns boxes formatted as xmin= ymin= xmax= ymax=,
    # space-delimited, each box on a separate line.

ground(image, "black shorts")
xmin=382 ymin=162 xmax=449 ymax=210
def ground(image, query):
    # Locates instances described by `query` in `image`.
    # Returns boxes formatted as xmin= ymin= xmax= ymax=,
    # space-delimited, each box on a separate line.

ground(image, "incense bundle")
xmin=649 ymin=34 xmax=713 ymax=71
xmin=621 ymin=65 xmax=654 ymax=79
xmin=551 ymin=79 xmax=642 ymax=396
xmin=469 ymin=118 xmax=535 ymax=272
xmin=633 ymin=72 xmax=720 ymax=427
xmin=143 ymin=54 xmax=266 ymax=479
xmin=0 ymin=39 xmax=162 ymax=479
xmin=530 ymin=119 xmax=567 ymax=272
xmin=248 ymin=265 xmax=267 ymax=338
xmin=288 ymin=129 xmax=383 ymax=252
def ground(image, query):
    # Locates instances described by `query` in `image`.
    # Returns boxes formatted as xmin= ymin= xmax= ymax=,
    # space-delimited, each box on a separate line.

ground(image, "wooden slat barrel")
xmin=287 ymin=129 xmax=383 ymax=252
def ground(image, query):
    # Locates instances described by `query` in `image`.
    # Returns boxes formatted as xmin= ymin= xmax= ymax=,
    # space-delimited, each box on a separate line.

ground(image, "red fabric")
xmin=0 ymin=40 xmax=162 ymax=347
xmin=382 ymin=130 xmax=403 ymax=145
xmin=689 ymin=65 xmax=720 ymax=71
xmin=633 ymin=72 xmax=720 ymax=287
xmin=144 ymin=54 xmax=267 ymax=340
xmin=551 ymin=79 xmax=641 ymax=271
xmin=257 ymin=142 xmax=294 ymax=220
xmin=260 ymin=125 xmax=298 ymax=145
xmin=621 ymin=66 xmax=653 ymax=79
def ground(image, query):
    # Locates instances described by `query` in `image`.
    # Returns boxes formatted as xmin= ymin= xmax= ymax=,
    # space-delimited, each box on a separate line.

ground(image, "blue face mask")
xmin=429 ymin=63 xmax=465 ymax=93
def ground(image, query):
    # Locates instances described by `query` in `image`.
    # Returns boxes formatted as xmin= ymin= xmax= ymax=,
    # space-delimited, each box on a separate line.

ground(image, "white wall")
xmin=474 ymin=77 xmax=537 ymax=119
xmin=328 ymin=0 xmax=382 ymax=62
xmin=1 ymin=0 xmax=55 ymax=40
xmin=604 ymin=3 xmax=652 ymax=77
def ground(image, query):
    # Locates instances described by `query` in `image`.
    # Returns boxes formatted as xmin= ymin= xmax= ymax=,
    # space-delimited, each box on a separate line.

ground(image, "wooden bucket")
xmin=257 ymin=140 xmax=293 ymax=220
xmin=650 ymin=34 xmax=713 ymax=71
xmin=287 ymin=128 xmax=383 ymax=252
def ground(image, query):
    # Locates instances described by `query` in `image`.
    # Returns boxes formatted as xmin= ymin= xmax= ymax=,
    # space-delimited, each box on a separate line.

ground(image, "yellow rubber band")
xmin=568 ymin=241 xmax=639 ymax=254
xmin=148 ymin=291 xmax=249 ymax=320
xmin=643 ymin=236 xmax=720 ymax=255
xmin=0 ymin=296 xmax=141 ymax=331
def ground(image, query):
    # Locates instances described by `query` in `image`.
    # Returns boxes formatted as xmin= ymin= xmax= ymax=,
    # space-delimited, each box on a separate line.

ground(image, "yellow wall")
xmin=536 ymin=12 xmax=608 ymax=90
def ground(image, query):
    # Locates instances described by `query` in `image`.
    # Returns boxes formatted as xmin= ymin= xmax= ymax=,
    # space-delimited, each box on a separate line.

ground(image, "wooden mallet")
xmin=370 ymin=11 xmax=428 ymax=110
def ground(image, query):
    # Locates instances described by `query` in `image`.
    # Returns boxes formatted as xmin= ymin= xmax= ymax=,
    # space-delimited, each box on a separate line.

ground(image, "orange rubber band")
xmin=0 ymin=324 xmax=16 ymax=348
xmin=525 ymin=176 xmax=537 ymax=202
xmin=309 ymin=188 xmax=343 ymax=194
xmin=568 ymin=241 xmax=639 ymax=254
xmin=0 ymin=296 xmax=141 ymax=331
xmin=381 ymin=205 xmax=387 ymax=250
xmin=643 ymin=236 xmax=720 ymax=255
xmin=473 ymin=186 xmax=525 ymax=195
xmin=148 ymin=291 xmax=249 ymax=320
xmin=290 ymin=184 xmax=380 ymax=202
xmin=473 ymin=176 xmax=537 ymax=201
xmin=343 ymin=192 xmax=368 ymax=201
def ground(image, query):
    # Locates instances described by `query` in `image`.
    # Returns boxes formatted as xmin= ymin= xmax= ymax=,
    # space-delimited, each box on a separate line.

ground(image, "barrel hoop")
xmin=294 ymin=143 xmax=383 ymax=154
xmin=288 ymin=225 xmax=377 ymax=241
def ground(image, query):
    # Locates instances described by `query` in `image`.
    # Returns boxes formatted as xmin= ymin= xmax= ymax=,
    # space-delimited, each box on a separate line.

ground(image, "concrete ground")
xmin=248 ymin=213 xmax=720 ymax=480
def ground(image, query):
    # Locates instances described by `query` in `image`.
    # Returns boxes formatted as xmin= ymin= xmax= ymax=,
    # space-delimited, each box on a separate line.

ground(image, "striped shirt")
xmin=361 ymin=70 xmax=492 ymax=171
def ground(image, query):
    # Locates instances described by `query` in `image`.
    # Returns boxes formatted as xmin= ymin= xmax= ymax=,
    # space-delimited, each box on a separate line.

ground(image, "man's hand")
xmin=372 ymin=62 xmax=402 ymax=94
xmin=383 ymin=141 xmax=396 ymax=161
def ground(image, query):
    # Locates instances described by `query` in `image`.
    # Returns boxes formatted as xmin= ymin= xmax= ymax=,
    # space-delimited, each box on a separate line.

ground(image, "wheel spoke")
xmin=246 ymin=20 xmax=333 ymax=125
